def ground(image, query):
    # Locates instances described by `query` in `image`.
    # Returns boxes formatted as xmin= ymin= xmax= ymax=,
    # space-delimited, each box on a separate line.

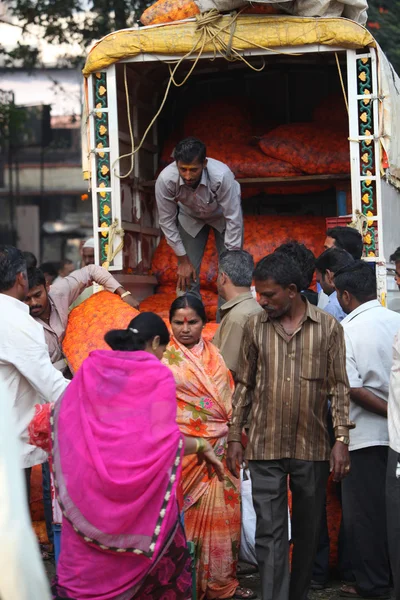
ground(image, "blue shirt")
xmin=324 ymin=291 xmax=347 ymax=323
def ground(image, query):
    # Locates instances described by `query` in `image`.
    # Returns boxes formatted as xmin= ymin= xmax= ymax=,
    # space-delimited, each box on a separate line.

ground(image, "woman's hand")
xmin=198 ymin=441 xmax=225 ymax=482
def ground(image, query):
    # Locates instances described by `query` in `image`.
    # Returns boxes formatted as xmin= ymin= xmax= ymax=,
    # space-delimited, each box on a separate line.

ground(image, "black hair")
xmin=22 ymin=251 xmax=37 ymax=270
xmin=59 ymin=259 xmax=74 ymax=268
xmin=0 ymin=245 xmax=27 ymax=292
xmin=39 ymin=262 xmax=60 ymax=277
xmin=169 ymin=294 xmax=207 ymax=324
xmin=326 ymin=227 xmax=363 ymax=260
xmin=105 ymin=312 xmax=170 ymax=352
xmin=273 ymin=241 xmax=316 ymax=289
xmin=334 ymin=260 xmax=376 ymax=303
xmin=219 ymin=250 xmax=254 ymax=287
xmin=254 ymin=252 xmax=304 ymax=292
xmin=315 ymin=247 xmax=354 ymax=276
xmin=28 ymin=268 xmax=47 ymax=290
xmin=174 ymin=137 xmax=206 ymax=164
xmin=390 ymin=246 xmax=400 ymax=263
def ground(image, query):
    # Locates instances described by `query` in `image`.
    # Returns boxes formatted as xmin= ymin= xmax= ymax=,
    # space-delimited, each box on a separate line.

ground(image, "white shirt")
xmin=342 ymin=300 xmax=400 ymax=451
xmin=0 ymin=381 xmax=52 ymax=600
xmin=0 ymin=294 xmax=68 ymax=468
xmin=388 ymin=330 xmax=400 ymax=453
xmin=155 ymin=158 xmax=243 ymax=256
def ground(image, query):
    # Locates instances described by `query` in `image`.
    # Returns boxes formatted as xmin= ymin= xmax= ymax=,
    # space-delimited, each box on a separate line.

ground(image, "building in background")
xmin=0 ymin=66 xmax=92 ymax=265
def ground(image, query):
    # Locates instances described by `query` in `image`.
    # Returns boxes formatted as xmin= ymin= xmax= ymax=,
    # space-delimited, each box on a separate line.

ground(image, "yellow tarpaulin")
xmin=83 ymin=15 xmax=375 ymax=76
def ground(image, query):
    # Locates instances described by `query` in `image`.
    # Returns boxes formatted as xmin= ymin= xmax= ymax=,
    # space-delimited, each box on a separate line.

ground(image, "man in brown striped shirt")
xmin=227 ymin=252 xmax=353 ymax=600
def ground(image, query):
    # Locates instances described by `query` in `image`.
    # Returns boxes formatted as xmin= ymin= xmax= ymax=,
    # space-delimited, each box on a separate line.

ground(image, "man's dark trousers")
xmin=341 ymin=446 xmax=390 ymax=597
xmin=249 ymin=459 xmax=329 ymax=600
xmin=386 ymin=447 xmax=400 ymax=600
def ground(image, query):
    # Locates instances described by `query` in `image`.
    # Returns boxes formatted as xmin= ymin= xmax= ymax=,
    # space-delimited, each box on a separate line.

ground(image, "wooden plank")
xmin=140 ymin=174 xmax=351 ymax=188
xmin=122 ymin=221 xmax=160 ymax=236
xmin=114 ymin=274 xmax=158 ymax=285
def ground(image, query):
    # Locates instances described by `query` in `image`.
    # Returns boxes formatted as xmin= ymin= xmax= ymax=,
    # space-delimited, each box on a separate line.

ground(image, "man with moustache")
xmin=227 ymin=251 xmax=353 ymax=600
xmin=25 ymin=265 xmax=139 ymax=374
xmin=155 ymin=137 xmax=242 ymax=299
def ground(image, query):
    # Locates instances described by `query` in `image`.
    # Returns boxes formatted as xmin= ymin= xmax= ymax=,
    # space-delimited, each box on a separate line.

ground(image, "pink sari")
xmin=52 ymin=349 xmax=185 ymax=600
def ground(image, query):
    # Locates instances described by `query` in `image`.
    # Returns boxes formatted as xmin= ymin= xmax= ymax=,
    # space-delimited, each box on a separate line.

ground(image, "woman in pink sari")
xmin=29 ymin=312 xmax=223 ymax=600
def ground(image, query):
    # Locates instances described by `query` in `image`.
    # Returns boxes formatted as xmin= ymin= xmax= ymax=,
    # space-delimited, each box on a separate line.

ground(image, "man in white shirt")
xmin=0 ymin=246 xmax=68 ymax=499
xmin=334 ymin=260 xmax=400 ymax=599
xmin=0 ymin=381 xmax=51 ymax=600
xmin=386 ymin=330 xmax=400 ymax=600
xmin=318 ymin=226 xmax=363 ymax=309
xmin=315 ymin=248 xmax=353 ymax=323
xmin=155 ymin=137 xmax=243 ymax=297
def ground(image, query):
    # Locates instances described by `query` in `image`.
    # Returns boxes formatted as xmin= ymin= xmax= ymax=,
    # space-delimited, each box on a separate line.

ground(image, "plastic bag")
xmin=239 ymin=468 xmax=258 ymax=565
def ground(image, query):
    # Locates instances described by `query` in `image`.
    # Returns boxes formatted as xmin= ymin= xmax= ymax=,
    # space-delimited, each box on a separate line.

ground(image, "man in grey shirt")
xmin=155 ymin=137 xmax=243 ymax=297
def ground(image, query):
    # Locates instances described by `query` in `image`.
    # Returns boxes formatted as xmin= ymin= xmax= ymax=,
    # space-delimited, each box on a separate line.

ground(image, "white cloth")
xmin=83 ymin=237 xmax=95 ymax=249
xmin=388 ymin=330 xmax=400 ymax=454
xmin=195 ymin=0 xmax=367 ymax=24
xmin=0 ymin=294 xmax=69 ymax=468
xmin=155 ymin=158 xmax=242 ymax=257
xmin=0 ymin=381 xmax=52 ymax=600
xmin=341 ymin=300 xmax=400 ymax=451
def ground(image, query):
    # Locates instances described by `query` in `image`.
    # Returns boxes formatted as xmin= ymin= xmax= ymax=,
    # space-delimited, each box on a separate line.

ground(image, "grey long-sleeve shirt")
xmin=155 ymin=158 xmax=243 ymax=256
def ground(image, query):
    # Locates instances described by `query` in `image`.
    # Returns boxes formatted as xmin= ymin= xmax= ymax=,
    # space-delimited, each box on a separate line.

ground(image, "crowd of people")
xmin=1 ymin=136 xmax=400 ymax=600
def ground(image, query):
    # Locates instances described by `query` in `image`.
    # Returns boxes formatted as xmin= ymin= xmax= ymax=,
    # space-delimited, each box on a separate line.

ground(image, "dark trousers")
xmin=42 ymin=461 xmax=54 ymax=545
xmin=249 ymin=459 xmax=330 ymax=600
xmin=342 ymin=446 xmax=390 ymax=597
xmin=312 ymin=408 xmax=352 ymax=583
xmin=386 ymin=447 xmax=400 ymax=600
xmin=178 ymin=223 xmax=227 ymax=319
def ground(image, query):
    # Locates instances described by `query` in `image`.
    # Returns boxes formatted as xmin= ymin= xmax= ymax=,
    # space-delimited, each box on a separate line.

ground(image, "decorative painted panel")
xmin=356 ymin=56 xmax=378 ymax=258
xmin=93 ymin=72 xmax=112 ymax=267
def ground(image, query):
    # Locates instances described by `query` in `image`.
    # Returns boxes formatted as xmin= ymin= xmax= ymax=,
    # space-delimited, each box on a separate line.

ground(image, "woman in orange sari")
xmin=163 ymin=294 xmax=255 ymax=600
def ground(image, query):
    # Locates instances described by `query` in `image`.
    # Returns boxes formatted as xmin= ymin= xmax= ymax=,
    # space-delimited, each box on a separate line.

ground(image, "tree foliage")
xmin=1 ymin=0 xmax=400 ymax=71
xmin=366 ymin=0 xmax=400 ymax=74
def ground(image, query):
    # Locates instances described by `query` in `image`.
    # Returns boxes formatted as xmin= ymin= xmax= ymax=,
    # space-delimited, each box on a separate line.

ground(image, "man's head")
xmin=273 ymin=241 xmax=316 ymax=290
xmin=0 ymin=245 xmax=28 ymax=301
xmin=324 ymin=226 xmax=363 ymax=260
xmin=334 ymin=260 xmax=376 ymax=314
xmin=174 ymin=137 xmax=207 ymax=189
xmin=390 ymin=247 xmax=400 ymax=289
xmin=58 ymin=259 xmax=74 ymax=278
xmin=253 ymin=253 xmax=303 ymax=319
xmin=82 ymin=238 xmax=95 ymax=267
xmin=22 ymin=251 xmax=37 ymax=270
xmin=39 ymin=262 xmax=59 ymax=286
xmin=217 ymin=250 xmax=255 ymax=300
xmin=315 ymin=248 xmax=354 ymax=296
xmin=25 ymin=268 xmax=50 ymax=319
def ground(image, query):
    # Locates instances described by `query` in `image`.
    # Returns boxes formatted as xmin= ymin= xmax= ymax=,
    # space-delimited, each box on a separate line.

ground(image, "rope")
xmin=347 ymin=209 xmax=368 ymax=237
xmin=111 ymin=10 xmax=303 ymax=178
xmin=114 ymin=65 xmax=135 ymax=179
xmin=335 ymin=52 xmax=349 ymax=114
xmin=102 ymin=218 xmax=125 ymax=270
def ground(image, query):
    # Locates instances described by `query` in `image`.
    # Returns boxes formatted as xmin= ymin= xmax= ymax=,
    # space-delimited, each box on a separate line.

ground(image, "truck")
xmin=81 ymin=11 xmax=400 ymax=315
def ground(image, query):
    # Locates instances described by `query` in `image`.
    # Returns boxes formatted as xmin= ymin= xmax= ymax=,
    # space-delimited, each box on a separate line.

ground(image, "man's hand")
xmin=177 ymin=255 xmax=197 ymax=292
xmin=330 ymin=441 xmax=350 ymax=482
xmin=115 ymin=287 xmax=140 ymax=310
xmin=227 ymin=441 xmax=243 ymax=478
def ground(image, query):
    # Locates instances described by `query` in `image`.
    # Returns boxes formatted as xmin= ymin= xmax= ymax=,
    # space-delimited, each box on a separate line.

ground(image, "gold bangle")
xmin=197 ymin=438 xmax=207 ymax=453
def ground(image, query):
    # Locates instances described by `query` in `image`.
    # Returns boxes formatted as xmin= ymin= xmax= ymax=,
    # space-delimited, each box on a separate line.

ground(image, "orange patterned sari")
xmin=163 ymin=336 xmax=240 ymax=600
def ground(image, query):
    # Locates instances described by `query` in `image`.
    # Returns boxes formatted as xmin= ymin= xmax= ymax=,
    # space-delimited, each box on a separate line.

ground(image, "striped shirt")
xmin=228 ymin=300 xmax=353 ymax=461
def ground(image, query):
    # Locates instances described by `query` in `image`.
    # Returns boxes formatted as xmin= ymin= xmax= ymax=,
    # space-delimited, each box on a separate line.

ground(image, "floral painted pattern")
xmin=163 ymin=336 xmax=240 ymax=600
